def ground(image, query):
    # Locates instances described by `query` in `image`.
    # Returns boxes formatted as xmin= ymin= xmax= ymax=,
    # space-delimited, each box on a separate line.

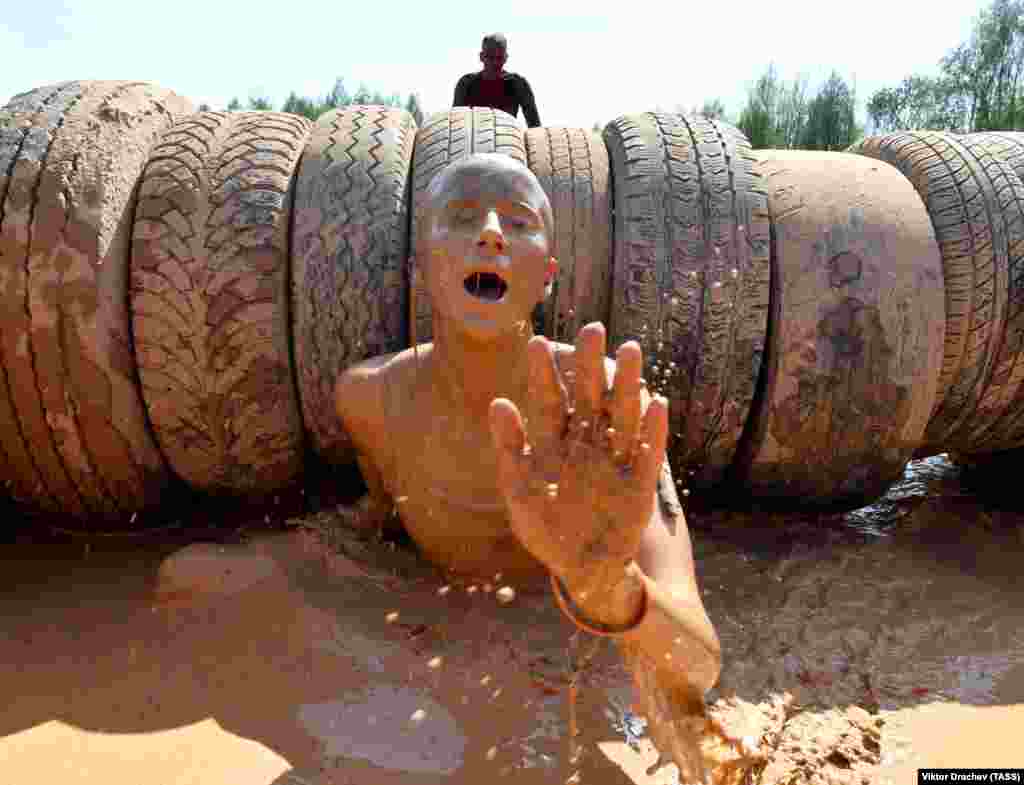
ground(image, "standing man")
xmin=453 ymin=33 xmax=542 ymax=128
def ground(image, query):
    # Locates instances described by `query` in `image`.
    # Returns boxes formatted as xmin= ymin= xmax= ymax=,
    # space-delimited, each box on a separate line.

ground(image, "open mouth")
xmin=464 ymin=271 xmax=508 ymax=302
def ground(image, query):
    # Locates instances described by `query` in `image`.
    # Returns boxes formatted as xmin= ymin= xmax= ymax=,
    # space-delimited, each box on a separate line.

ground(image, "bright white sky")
xmin=1 ymin=0 xmax=991 ymax=129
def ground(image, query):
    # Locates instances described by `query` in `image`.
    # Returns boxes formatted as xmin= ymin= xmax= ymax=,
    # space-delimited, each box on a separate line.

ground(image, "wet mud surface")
xmin=1 ymin=455 xmax=1022 ymax=784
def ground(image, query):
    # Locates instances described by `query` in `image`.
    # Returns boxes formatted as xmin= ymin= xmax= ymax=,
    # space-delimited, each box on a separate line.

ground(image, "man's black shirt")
xmin=453 ymin=72 xmax=541 ymax=128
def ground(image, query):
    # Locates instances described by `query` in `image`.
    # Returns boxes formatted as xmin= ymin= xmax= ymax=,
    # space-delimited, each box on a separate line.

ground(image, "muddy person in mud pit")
xmin=333 ymin=153 xmax=724 ymax=776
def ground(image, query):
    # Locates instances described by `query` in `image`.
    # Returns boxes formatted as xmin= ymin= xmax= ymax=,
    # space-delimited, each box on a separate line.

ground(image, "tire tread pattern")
xmin=524 ymin=127 xmax=611 ymax=341
xmin=603 ymin=113 xmax=770 ymax=489
xmin=132 ymin=111 xmax=310 ymax=494
xmin=1 ymin=80 xmax=191 ymax=519
xmin=409 ymin=108 xmax=526 ymax=344
xmin=290 ymin=105 xmax=416 ymax=463
xmin=850 ymin=132 xmax=1024 ymax=451
xmin=0 ymin=81 xmax=85 ymax=513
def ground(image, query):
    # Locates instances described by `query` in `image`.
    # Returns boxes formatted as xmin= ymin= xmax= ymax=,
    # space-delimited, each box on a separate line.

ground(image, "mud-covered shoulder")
xmin=334 ymin=349 xmax=412 ymax=447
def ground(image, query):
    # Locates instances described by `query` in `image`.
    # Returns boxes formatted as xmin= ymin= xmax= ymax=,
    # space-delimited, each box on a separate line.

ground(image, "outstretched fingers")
xmin=634 ymin=394 xmax=669 ymax=493
xmin=572 ymin=323 xmax=608 ymax=428
xmin=610 ymin=340 xmax=644 ymax=458
xmin=489 ymin=398 xmax=528 ymax=489
xmin=524 ymin=336 xmax=569 ymax=447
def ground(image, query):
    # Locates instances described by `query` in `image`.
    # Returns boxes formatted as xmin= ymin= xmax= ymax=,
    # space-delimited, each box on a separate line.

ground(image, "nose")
xmin=477 ymin=209 xmax=505 ymax=253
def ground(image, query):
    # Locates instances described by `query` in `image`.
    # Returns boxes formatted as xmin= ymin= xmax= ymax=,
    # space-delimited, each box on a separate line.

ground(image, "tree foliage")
xmin=866 ymin=75 xmax=966 ymax=133
xmin=801 ymin=71 xmax=859 ymax=150
xmin=868 ymin=0 xmax=1024 ymax=133
xmin=223 ymin=77 xmax=426 ymax=124
xmin=734 ymin=65 xmax=858 ymax=150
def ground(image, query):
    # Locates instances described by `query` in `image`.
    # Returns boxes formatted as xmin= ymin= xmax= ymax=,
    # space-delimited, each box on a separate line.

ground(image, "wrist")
xmin=560 ymin=561 xmax=646 ymax=630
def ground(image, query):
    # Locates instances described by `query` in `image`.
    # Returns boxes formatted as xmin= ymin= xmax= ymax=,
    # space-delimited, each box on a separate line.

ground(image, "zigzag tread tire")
xmin=603 ymin=113 xmax=770 ymax=490
xmin=409 ymin=108 xmax=526 ymax=344
xmin=132 ymin=111 xmax=310 ymax=494
xmin=1 ymin=80 xmax=191 ymax=520
xmin=524 ymin=127 xmax=611 ymax=341
xmin=291 ymin=105 xmax=415 ymax=464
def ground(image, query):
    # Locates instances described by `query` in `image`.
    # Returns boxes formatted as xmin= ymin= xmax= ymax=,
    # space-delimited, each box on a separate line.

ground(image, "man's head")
xmin=480 ymin=33 xmax=508 ymax=77
xmin=419 ymin=153 xmax=555 ymax=341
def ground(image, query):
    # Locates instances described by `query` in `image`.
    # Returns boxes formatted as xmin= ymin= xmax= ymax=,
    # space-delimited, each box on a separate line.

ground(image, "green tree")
xmin=800 ymin=71 xmax=859 ymax=150
xmin=281 ymin=91 xmax=319 ymax=121
xmin=405 ymin=93 xmax=425 ymax=126
xmin=776 ymin=75 xmax=809 ymax=148
xmin=867 ymin=0 xmax=1024 ymax=133
xmin=866 ymin=75 xmax=965 ymax=133
xmin=737 ymin=64 xmax=781 ymax=148
xmin=247 ymin=95 xmax=273 ymax=111
xmin=700 ymin=98 xmax=726 ymax=120
xmin=227 ymin=97 xmax=243 ymax=111
xmin=942 ymin=0 xmax=1024 ymax=130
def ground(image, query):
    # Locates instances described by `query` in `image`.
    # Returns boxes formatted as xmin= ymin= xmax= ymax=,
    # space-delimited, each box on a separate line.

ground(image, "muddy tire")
xmin=523 ymin=127 xmax=611 ymax=341
xmin=848 ymin=132 xmax=1024 ymax=454
xmin=602 ymin=113 xmax=770 ymax=490
xmin=0 ymin=82 xmax=80 ymax=513
xmin=132 ymin=111 xmax=310 ymax=495
xmin=730 ymin=151 xmax=945 ymax=507
xmin=959 ymin=131 xmax=1024 ymax=452
xmin=409 ymin=108 xmax=526 ymax=344
xmin=291 ymin=106 xmax=415 ymax=465
xmin=0 ymin=81 xmax=191 ymax=520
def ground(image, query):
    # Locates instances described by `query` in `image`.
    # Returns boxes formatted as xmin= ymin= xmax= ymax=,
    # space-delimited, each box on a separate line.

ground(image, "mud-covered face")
xmin=423 ymin=156 xmax=552 ymax=342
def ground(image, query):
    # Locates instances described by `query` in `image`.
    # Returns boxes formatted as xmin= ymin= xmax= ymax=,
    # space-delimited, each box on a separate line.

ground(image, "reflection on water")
xmin=842 ymin=453 xmax=961 ymax=537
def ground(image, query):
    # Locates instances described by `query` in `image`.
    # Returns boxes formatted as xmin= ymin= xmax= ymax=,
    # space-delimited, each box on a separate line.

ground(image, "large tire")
xmin=960 ymin=131 xmax=1024 ymax=452
xmin=731 ymin=150 xmax=945 ymax=507
xmin=0 ymin=81 xmax=191 ymax=519
xmin=524 ymin=127 xmax=611 ymax=341
xmin=602 ymin=113 xmax=770 ymax=490
xmin=132 ymin=111 xmax=310 ymax=495
xmin=0 ymin=82 xmax=82 ymax=513
xmin=291 ymin=105 xmax=415 ymax=465
xmin=409 ymin=108 xmax=526 ymax=345
xmin=848 ymin=132 xmax=1024 ymax=454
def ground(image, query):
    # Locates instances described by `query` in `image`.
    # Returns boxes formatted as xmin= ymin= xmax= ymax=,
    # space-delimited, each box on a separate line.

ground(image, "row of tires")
xmin=1 ymin=79 xmax=1022 ymax=525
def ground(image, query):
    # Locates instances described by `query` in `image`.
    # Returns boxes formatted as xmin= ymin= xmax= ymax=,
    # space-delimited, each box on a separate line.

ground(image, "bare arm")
xmin=332 ymin=362 xmax=398 ymax=534
xmin=453 ymin=74 xmax=471 ymax=108
xmin=491 ymin=330 xmax=723 ymax=778
xmin=563 ymin=468 xmax=723 ymax=777
xmin=517 ymin=76 xmax=541 ymax=128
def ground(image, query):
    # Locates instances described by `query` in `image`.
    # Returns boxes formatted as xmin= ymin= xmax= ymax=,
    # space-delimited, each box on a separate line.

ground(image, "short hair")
xmin=417 ymin=153 xmax=553 ymax=255
xmin=482 ymin=33 xmax=507 ymax=50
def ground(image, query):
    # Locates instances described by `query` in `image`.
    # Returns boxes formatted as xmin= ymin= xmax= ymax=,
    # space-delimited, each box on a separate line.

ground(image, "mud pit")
xmin=1 ymin=455 xmax=1021 ymax=785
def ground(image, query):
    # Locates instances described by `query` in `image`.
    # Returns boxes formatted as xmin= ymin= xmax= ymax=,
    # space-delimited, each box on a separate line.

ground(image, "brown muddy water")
xmin=0 ymin=454 xmax=1021 ymax=784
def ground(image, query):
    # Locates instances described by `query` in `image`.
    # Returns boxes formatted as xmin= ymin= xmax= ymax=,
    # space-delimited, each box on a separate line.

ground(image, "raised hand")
xmin=488 ymin=322 xmax=669 ymax=591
